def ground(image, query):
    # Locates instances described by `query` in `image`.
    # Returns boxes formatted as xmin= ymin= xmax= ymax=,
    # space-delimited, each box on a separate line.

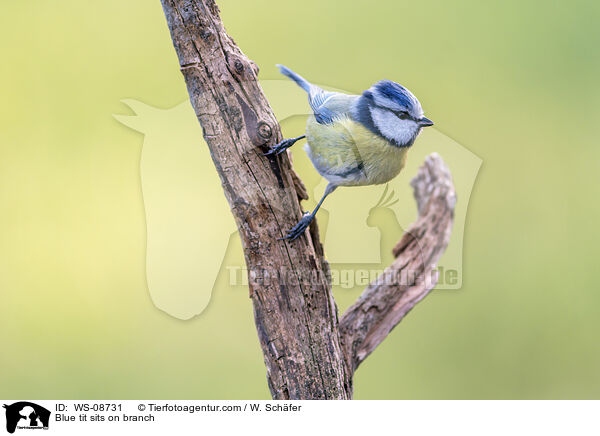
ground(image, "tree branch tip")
xmin=340 ymin=153 xmax=456 ymax=373
xmin=411 ymin=153 xmax=457 ymax=214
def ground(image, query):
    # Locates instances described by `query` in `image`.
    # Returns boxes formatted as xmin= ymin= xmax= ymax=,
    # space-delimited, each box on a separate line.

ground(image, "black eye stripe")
xmin=392 ymin=110 xmax=412 ymax=120
xmin=374 ymin=104 xmax=414 ymax=120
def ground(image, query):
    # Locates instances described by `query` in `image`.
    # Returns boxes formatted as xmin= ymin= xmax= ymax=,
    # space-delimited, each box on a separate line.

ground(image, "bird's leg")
xmin=264 ymin=135 xmax=306 ymax=156
xmin=281 ymin=183 xmax=337 ymax=240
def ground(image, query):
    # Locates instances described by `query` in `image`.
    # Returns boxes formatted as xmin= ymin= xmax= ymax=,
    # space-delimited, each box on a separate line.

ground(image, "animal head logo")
xmin=3 ymin=402 xmax=50 ymax=434
xmin=366 ymin=186 xmax=404 ymax=267
xmin=114 ymin=79 xmax=481 ymax=320
xmin=367 ymin=185 xmax=400 ymax=228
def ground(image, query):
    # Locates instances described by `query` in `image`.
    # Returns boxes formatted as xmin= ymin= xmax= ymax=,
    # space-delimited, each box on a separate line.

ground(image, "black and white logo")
xmin=3 ymin=402 xmax=50 ymax=434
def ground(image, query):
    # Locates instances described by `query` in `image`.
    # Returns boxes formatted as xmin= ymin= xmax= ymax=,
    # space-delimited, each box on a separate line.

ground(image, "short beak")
xmin=419 ymin=117 xmax=434 ymax=127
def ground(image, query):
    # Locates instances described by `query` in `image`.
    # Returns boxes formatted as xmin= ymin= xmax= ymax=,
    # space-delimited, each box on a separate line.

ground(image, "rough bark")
xmin=160 ymin=0 xmax=351 ymax=400
xmin=339 ymin=154 xmax=456 ymax=372
xmin=160 ymin=0 xmax=456 ymax=399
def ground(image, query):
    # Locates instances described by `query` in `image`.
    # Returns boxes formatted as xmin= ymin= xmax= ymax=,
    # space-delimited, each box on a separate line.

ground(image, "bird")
xmin=266 ymin=65 xmax=434 ymax=240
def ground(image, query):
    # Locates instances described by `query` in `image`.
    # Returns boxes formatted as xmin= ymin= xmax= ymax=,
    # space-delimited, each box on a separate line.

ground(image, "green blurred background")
xmin=1 ymin=0 xmax=599 ymax=399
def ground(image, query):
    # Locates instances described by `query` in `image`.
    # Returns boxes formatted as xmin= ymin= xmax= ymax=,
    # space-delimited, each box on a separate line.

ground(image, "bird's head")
xmin=352 ymin=80 xmax=433 ymax=148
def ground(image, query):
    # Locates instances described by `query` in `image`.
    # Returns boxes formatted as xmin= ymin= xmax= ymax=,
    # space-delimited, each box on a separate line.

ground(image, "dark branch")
xmin=160 ymin=0 xmax=456 ymax=398
xmin=160 ymin=0 xmax=351 ymax=399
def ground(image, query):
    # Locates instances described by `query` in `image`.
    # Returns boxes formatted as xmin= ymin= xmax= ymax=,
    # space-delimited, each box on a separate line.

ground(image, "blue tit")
xmin=267 ymin=65 xmax=434 ymax=240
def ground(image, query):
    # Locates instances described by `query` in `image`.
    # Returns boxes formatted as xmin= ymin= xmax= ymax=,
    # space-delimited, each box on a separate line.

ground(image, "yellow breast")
xmin=305 ymin=116 xmax=408 ymax=187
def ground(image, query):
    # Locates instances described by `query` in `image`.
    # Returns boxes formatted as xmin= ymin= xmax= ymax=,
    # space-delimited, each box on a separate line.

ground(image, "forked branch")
xmin=160 ymin=0 xmax=456 ymax=399
xmin=340 ymin=154 xmax=456 ymax=373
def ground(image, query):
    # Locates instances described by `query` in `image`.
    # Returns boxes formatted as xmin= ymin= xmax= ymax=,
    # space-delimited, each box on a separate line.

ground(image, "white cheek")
xmin=370 ymin=108 xmax=418 ymax=145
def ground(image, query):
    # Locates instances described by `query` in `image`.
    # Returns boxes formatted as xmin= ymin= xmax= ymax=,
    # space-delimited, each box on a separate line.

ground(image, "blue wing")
xmin=277 ymin=64 xmax=351 ymax=125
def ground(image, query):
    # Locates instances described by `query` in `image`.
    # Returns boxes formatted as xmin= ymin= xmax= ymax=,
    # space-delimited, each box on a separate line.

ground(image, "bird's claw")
xmin=264 ymin=138 xmax=296 ymax=156
xmin=279 ymin=212 xmax=313 ymax=241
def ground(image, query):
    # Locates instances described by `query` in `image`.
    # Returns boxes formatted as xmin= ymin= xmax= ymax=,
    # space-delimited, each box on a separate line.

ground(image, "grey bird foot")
xmin=264 ymin=138 xmax=297 ymax=156
xmin=280 ymin=212 xmax=314 ymax=240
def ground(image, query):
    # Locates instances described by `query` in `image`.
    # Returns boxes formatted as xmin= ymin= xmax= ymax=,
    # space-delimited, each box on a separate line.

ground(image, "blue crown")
xmin=372 ymin=80 xmax=418 ymax=112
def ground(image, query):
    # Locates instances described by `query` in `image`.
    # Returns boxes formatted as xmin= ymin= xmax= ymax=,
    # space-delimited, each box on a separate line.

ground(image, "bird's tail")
xmin=277 ymin=64 xmax=312 ymax=94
